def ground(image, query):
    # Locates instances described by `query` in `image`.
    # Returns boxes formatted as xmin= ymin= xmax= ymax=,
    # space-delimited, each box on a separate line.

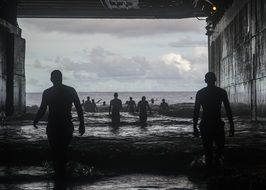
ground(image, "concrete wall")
xmin=209 ymin=0 xmax=266 ymax=120
xmin=0 ymin=19 xmax=25 ymax=116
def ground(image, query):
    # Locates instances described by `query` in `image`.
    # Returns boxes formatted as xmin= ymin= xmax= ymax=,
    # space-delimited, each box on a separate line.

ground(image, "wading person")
xmin=193 ymin=72 xmax=234 ymax=169
xmin=84 ymin=96 xmax=92 ymax=112
xmin=109 ymin=93 xmax=122 ymax=126
xmin=137 ymin=96 xmax=151 ymax=125
xmin=159 ymin=99 xmax=169 ymax=114
xmin=126 ymin=97 xmax=136 ymax=114
xmin=33 ymin=70 xmax=85 ymax=183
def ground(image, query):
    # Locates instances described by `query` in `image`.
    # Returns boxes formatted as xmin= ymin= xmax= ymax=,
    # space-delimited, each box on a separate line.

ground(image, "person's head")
xmin=87 ymin=96 xmax=90 ymax=100
xmin=130 ymin=97 xmax=132 ymax=100
xmin=50 ymin=70 xmax=62 ymax=86
xmin=92 ymin=99 xmax=95 ymax=102
xmin=114 ymin=93 xmax=118 ymax=98
xmin=205 ymin=72 xmax=216 ymax=86
xmin=82 ymin=100 xmax=85 ymax=103
xmin=142 ymin=96 xmax=146 ymax=101
xmin=162 ymin=99 xmax=165 ymax=102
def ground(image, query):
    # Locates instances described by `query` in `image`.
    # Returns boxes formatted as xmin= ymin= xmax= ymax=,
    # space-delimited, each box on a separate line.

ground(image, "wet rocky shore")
xmin=1 ymin=104 xmax=266 ymax=189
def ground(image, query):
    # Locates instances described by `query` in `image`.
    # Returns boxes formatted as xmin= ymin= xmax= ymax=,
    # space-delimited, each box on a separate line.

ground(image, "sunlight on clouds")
xmin=161 ymin=53 xmax=191 ymax=72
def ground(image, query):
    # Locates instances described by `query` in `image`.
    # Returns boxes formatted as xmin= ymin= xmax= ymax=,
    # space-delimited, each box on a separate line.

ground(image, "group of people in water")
xmin=33 ymin=70 xmax=234 ymax=186
xmin=81 ymin=93 xmax=170 ymax=126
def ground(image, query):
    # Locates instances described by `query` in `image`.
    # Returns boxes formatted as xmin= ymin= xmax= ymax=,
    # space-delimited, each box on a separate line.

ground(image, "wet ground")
xmin=1 ymin=112 xmax=266 ymax=189
xmin=0 ymin=166 xmax=206 ymax=190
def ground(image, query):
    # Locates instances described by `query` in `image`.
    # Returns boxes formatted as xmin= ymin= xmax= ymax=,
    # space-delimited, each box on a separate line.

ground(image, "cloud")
xmin=25 ymin=46 xmax=208 ymax=91
xmin=161 ymin=53 xmax=191 ymax=72
xmin=18 ymin=18 xmax=206 ymax=37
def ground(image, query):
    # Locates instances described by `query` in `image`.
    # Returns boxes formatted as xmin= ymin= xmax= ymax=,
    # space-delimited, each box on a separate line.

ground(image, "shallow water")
xmin=0 ymin=112 xmax=193 ymax=143
xmin=0 ymin=166 xmax=205 ymax=190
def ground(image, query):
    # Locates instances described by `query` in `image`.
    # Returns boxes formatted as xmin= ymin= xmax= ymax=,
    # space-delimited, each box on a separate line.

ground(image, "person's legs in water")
xmin=47 ymin=123 xmax=73 ymax=181
xmin=214 ymin=123 xmax=225 ymax=168
xmin=200 ymin=123 xmax=214 ymax=169
xmin=139 ymin=112 xmax=147 ymax=124
xmin=111 ymin=111 xmax=120 ymax=126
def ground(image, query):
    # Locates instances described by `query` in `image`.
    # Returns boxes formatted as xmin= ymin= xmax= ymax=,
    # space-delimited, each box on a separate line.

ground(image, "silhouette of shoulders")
xmin=196 ymin=86 xmax=227 ymax=101
xmin=42 ymin=84 xmax=79 ymax=121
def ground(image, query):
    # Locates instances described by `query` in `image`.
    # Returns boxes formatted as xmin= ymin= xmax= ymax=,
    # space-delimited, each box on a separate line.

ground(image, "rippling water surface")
xmin=1 ymin=112 xmax=193 ymax=143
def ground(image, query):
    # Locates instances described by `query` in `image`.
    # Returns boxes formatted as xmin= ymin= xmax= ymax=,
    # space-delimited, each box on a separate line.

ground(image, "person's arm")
xmin=223 ymin=91 xmax=234 ymax=137
xmin=147 ymin=103 xmax=151 ymax=114
xmin=193 ymin=92 xmax=200 ymax=137
xmin=166 ymin=103 xmax=169 ymax=111
xmin=120 ymin=100 xmax=123 ymax=111
xmin=73 ymin=89 xmax=85 ymax=136
xmin=33 ymin=91 xmax=48 ymax=128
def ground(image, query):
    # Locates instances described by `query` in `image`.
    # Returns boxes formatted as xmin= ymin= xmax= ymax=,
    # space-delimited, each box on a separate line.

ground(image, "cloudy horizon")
xmin=18 ymin=18 xmax=208 ymax=93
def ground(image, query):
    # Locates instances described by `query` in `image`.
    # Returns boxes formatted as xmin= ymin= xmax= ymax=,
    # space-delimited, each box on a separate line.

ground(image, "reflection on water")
xmin=76 ymin=174 xmax=203 ymax=190
xmin=0 ymin=171 xmax=205 ymax=190
xmin=0 ymin=112 xmax=193 ymax=143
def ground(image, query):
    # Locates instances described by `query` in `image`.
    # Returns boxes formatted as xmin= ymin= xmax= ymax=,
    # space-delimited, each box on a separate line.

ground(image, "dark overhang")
xmin=17 ymin=0 xmax=207 ymax=19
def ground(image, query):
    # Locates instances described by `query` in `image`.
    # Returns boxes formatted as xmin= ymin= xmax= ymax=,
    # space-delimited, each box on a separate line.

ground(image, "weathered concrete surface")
xmin=0 ymin=18 xmax=25 ymax=116
xmin=209 ymin=0 xmax=266 ymax=120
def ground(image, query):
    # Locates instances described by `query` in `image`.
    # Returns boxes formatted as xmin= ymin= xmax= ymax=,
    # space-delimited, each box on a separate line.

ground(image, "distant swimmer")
xmin=159 ymin=99 xmax=169 ymax=114
xmin=137 ymin=96 xmax=151 ymax=124
xmin=193 ymin=72 xmax=234 ymax=169
xmin=33 ymin=70 xmax=85 ymax=183
xmin=109 ymin=93 xmax=122 ymax=126
xmin=126 ymin=97 xmax=136 ymax=113
xmin=84 ymin=96 xmax=92 ymax=112
xmin=91 ymin=99 xmax=98 ymax=112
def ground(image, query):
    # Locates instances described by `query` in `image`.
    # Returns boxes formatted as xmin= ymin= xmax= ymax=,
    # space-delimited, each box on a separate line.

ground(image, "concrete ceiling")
xmin=17 ymin=0 xmax=207 ymax=18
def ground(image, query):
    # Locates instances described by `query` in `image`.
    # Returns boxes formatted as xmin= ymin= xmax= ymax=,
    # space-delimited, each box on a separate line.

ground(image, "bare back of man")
xmin=193 ymin=72 xmax=234 ymax=169
xmin=33 ymin=70 xmax=85 ymax=184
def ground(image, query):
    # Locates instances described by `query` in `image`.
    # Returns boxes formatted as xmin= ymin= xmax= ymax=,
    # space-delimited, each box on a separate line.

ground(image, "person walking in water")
xmin=193 ymin=72 xmax=234 ymax=169
xmin=159 ymin=99 xmax=169 ymax=114
xmin=137 ymin=96 xmax=151 ymax=125
xmin=109 ymin=93 xmax=122 ymax=126
xmin=126 ymin=97 xmax=136 ymax=113
xmin=91 ymin=99 xmax=98 ymax=112
xmin=84 ymin=96 xmax=92 ymax=112
xmin=33 ymin=70 xmax=85 ymax=183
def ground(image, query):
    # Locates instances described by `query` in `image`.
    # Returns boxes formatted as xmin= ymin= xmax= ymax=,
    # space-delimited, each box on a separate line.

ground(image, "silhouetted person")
xmin=150 ymin=98 xmax=154 ymax=104
xmin=159 ymin=99 xmax=169 ymax=114
xmin=126 ymin=97 xmax=136 ymax=113
xmin=137 ymin=96 xmax=151 ymax=124
xmin=33 ymin=70 xmax=85 ymax=182
xmin=109 ymin=93 xmax=122 ymax=126
xmin=103 ymin=101 xmax=106 ymax=106
xmin=84 ymin=96 xmax=92 ymax=112
xmin=193 ymin=72 xmax=234 ymax=169
xmin=91 ymin=99 xmax=98 ymax=112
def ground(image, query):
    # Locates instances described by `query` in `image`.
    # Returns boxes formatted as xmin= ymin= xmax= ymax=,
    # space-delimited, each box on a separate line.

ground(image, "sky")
xmin=18 ymin=18 xmax=208 ymax=92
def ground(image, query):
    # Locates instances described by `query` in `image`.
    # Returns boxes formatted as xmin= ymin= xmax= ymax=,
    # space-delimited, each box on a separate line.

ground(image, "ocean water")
xmin=26 ymin=91 xmax=196 ymax=106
